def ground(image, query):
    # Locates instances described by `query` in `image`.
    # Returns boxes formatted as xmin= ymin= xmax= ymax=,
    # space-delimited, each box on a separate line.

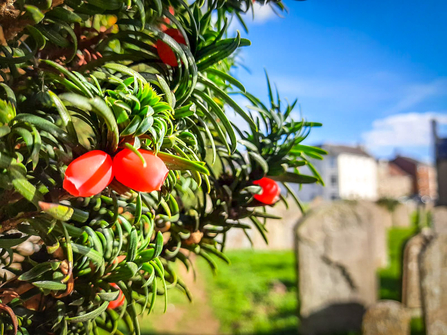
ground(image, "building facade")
xmin=298 ymin=145 xmax=378 ymax=202
xmin=377 ymin=160 xmax=413 ymax=199
xmin=391 ymin=156 xmax=437 ymax=200
xmin=297 ymin=145 xmax=437 ymax=203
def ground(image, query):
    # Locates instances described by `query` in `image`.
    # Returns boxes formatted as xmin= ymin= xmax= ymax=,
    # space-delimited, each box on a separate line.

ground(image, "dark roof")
xmin=320 ymin=144 xmax=372 ymax=158
xmin=393 ymin=155 xmax=427 ymax=166
xmin=388 ymin=162 xmax=410 ymax=176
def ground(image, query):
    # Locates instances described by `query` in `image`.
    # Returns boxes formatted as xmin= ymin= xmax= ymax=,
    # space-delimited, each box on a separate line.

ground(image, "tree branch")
xmin=0 ymin=0 xmax=65 ymax=42
xmin=0 ymin=212 xmax=38 ymax=234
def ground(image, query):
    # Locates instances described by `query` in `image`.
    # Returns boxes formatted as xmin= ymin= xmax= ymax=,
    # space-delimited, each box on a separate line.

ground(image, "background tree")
xmin=0 ymin=0 xmax=324 ymax=334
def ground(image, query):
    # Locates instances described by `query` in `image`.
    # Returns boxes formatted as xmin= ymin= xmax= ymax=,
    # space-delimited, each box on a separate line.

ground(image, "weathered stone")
xmin=402 ymin=229 xmax=433 ymax=317
xmin=226 ymin=197 xmax=302 ymax=250
xmin=420 ymin=234 xmax=447 ymax=335
xmin=362 ymin=300 xmax=410 ymax=335
xmin=369 ymin=203 xmax=388 ymax=269
xmin=376 ymin=205 xmax=393 ymax=229
xmin=296 ymin=201 xmax=379 ymax=335
xmin=432 ymin=206 xmax=447 ymax=234
xmin=392 ymin=203 xmax=412 ymax=227
xmin=308 ymin=196 xmax=325 ymax=210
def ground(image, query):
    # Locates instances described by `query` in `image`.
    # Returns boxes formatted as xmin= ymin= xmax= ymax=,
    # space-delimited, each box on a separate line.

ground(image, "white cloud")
xmin=228 ymin=2 xmax=277 ymax=33
xmin=251 ymin=2 xmax=276 ymax=23
xmin=362 ymin=112 xmax=447 ymax=149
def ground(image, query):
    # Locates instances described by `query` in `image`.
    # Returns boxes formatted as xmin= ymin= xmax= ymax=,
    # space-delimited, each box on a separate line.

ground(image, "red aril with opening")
xmin=63 ymin=150 xmax=114 ymax=197
xmin=253 ymin=177 xmax=280 ymax=205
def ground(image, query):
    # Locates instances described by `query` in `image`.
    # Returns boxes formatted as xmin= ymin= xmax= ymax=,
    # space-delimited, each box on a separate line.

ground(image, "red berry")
xmin=160 ymin=6 xmax=175 ymax=31
xmin=107 ymin=283 xmax=125 ymax=310
xmin=113 ymin=148 xmax=169 ymax=193
xmin=156 ymin=28 xmax=186 ymax=67
xmin=63 ymin=150 xmax=114 ymax=197
xmin=253 ymin=177 xmax=280 ymax=205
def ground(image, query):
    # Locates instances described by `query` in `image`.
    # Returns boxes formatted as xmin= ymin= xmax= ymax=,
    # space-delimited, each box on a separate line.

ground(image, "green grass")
xmin=198 ymin=250 xmax=299 ymax=335
xmin=132 ymin=225 xmax=426 ymax=335
xmin=378 ymin=226 xmax=425 ymax=335
xmin=378 ymin=227 xmax=418 ymax=301
xmin=199 ymin=227 xmax=425 ymax=335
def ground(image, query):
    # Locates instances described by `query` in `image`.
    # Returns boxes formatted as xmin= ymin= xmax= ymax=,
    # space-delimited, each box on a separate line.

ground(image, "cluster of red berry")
xmin=63 ymin=149 xmax=169 ymax=197
xmin=153 ymin=11 xmax=281 ymax=205
xmin=64 ymin=7 xmax=281 ymax=199
xmin=63 ymin=150 xmax=280 ymax=205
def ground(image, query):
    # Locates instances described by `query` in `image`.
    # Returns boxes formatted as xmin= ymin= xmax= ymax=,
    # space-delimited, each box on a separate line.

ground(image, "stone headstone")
xmin=392 ymin=204 xmax=411 ymax=228
xmin=296 ymin=201 xmax=380 ymax=335
xmin=420 ymin=234 xmax=447 ymax=335
xmin=308 ymin=196 xmax=325 ymax=210
xmin=432 ymin=206 xmax=447 ymax=234
xmin=225 ymin=196 xmax=302 ymax=250
xmin=376 ymin=205 xmax=393 ymax=229
xmin=362 ymin=300 xmax=410 ymax=335
xmin=402 ymin=229 xmax=432 ymax=317
xmin=369 ymin=202 xmax=389 ymax=269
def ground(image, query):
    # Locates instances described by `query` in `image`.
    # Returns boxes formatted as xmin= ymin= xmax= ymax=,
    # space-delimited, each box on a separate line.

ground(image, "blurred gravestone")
xmin=296 ymin=201 xmax=382 ymax=335
xmin=420 ymin=234 xmax=447 ymax=335
xmin=377 ymin=205 xmax=393 ymax=229
xmin=402 ymin=229 xmax=432 ymax=317
xmin=225 ymin=196 xmax=302 ymax=250
xmin=432 ymin=206 xmax=447 ymax=234
xmin=370 ymin=202 xmax=388 ymax=269
xmin=392 ymin=204 xmax=412 ymax=228
xmin=362 ymin=300 xmax=410 ymax=335
xmin=308 ymin=196 xmax=325 ymax=210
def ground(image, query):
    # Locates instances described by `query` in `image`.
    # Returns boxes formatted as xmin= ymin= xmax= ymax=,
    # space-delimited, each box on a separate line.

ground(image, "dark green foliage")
xmin=376 ymin=197 xmax=401 ymax=213
xmin=0 ymin=0 xmax=324 ymax=334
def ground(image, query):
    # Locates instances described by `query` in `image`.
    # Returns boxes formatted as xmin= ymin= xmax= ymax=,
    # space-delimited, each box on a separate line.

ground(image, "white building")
xmin=298 ymin=144 xmax=378 ymax=202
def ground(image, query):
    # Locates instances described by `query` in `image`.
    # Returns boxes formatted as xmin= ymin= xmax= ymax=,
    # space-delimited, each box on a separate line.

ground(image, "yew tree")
xmin=0 ymin=0 xmax=324 ymax=333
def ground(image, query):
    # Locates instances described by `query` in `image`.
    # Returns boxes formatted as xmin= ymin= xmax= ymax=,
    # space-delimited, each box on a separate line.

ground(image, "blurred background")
xmin=137 ymin=1 xmax=447 ymax=334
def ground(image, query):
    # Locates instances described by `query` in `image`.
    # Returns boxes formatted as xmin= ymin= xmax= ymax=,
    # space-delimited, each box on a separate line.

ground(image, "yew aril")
xmin=113 ymin=148 xmax=169 ymax=193
xmin=156 ymin=28 xmax=186 ymax=67
xmin=160 ymin=6 xmax=175 ymax=31
xmin=63 ymin=150 xmax=114 ymax=197
xmin=112 ymin=255 xmax=126 ymax=264
xmin=107 ymin=283 xmax=125 ymax=310
xmin=253 ymin=177 xmax=280 ymax=205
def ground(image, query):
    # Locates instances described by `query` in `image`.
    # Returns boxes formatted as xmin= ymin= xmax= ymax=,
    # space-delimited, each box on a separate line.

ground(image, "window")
xmin=329 ymin=156 xmax=336 ymax=168
xmin=331 ymin=175 xmax=337 ymax=186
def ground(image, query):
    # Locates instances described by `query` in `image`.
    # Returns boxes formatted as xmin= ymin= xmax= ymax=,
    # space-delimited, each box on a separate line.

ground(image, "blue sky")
xmin=229 ymin=0 xmax=447 ymax=162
